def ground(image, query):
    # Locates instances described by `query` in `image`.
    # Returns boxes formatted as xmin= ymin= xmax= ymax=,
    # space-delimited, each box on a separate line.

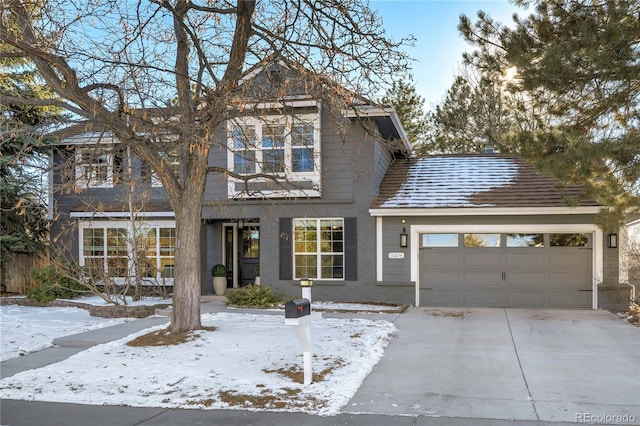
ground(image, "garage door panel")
xmin=464 ymin=290 xmax=503 ymax=305
xmin=422 ymin=251 xmax=460 ymax=267
xmin=507 ymin=272 xmax=545 ymax=288
xmin=463 ymin=271 xmax=502 ymax=286
xmin=549 ymin=250 xmax=592 ymax=267
xmin=463 ymin=252 xmax=502 ymax=267
xmin=506 ymin=253 xmax=544 ymax=267
xmin=507 ymin=291 xmax=545 ymax=306
xmin=422 ymin=271 xmax=460 ymax=286
xmin=549 ymin=291 xmax=592 ymax=307
xmin=549 ymin=272 xmax=592 ymax=290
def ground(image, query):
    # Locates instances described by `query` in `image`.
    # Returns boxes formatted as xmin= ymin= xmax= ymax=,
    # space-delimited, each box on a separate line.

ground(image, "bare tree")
xmin=1 ymin=0 xmax=411 ymax=331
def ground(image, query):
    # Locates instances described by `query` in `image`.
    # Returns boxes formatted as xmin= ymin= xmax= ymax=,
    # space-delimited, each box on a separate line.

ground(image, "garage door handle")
xmin=578 ymin=289 xmax=593 ymax=292
xmin=422 ymin=287 xmax=433 ymax=290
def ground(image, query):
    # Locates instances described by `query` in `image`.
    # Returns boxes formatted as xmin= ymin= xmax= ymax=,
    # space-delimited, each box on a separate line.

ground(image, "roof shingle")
xmin=371 ymin=154 xmax=599 ymax=209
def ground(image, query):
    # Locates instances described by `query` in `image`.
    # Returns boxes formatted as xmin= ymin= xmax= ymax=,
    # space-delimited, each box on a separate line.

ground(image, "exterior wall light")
xmin=607 ymin=233 xmax=618 ymax=248
xmin=299 ymin=278 xmax=314 ymax=287
xmin=400 ymin=227 xmax=408 ymax=248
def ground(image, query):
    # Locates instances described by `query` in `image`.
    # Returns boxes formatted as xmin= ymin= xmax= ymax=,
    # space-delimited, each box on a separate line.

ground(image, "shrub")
xmin=28 ymin=263 xmax=88 ymax=302
xmin=225 ymin=285 xmax=285 ymax=308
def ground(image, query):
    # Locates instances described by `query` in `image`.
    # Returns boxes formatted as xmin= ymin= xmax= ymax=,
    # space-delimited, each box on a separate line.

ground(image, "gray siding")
xmin=200 ymin=110 xmax=405 ymax=303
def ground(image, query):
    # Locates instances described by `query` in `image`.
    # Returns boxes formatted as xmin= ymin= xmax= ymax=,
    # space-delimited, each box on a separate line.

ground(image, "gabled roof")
xmin=371 ymin=154 xmax=600 ymax=210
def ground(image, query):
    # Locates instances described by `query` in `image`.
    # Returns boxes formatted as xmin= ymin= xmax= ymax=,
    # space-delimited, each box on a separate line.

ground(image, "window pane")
xmin=295 ymin=255 xmax=317 ymax=278
xmin=464 ymin=233 xmax=501 ymax=247
xmin=159 ymin=228 xmax=176 ymax=256
xmin=294 ymin=220 xmax=317 ymax=254
xmin=234 ymin=151 xmax=255 ymax=174
xmin=83 ymin=228 xmax=104 ymax=256
xmin=321 ymin=254 xmax=343 ymax=279
xmin=292 ymin=148 xmax=314 ymax=172
xmin=422 ymin=234 xmax=458 ymax=248
xmin=232 ymin=125 xmax=255 ymax=149
xmin=550 ymin=233 xmax=589 ymax=247
xmin=242 ymin=227 xmax=260 ymax=259
xmin=107 ymin=228 xmax=127 ymax=256
xmin=507 ymin=234 xmax=544 ymax=247
xmin=263 ymin=149 xmax=284 ymax=173
xmin=292 ymin=123 xmax=314 ymax=146
xmin=262 ymin=125 xmax=285 ymax=148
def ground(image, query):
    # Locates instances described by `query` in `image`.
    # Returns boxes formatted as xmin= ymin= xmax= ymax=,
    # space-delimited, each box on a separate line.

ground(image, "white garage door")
xmin=419 ymin=233 xmax=593 ymax=308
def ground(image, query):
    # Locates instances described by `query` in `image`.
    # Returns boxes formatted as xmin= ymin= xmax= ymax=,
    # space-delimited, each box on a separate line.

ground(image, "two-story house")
xmin=49 ymin=62 xmax=627 ymax=309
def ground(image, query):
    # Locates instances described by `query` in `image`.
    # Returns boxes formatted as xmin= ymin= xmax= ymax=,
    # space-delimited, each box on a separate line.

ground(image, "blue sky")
xmin=372 ymin=0 xmax=526 ymax=109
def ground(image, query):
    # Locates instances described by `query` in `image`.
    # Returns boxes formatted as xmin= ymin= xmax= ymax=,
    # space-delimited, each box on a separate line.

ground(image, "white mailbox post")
xmin=284 ymin=278 xmax=322 ymax=385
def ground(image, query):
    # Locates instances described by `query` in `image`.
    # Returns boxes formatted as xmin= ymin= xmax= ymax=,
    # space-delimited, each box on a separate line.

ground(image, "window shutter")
xmin=279 ymin=218 xmax=293 ymax=280
xmin=344 ymin=217 xmax=357 ymax=281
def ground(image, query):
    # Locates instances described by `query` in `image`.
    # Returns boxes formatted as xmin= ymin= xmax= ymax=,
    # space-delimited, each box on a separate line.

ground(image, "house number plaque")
xmin=388 ymin=252 xmax=405 ymax=259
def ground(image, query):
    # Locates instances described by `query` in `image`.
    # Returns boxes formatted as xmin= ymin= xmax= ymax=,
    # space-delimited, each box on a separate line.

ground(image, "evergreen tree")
xmin=1 ymin=3 xmax=60 ymax=288
xmin=424 ymin=71 xmax=522 ymax=155
xmin=458 ymin=0 xmax=640 ymax=226
xmin=381 ymin=80 xmax=429 ymax=153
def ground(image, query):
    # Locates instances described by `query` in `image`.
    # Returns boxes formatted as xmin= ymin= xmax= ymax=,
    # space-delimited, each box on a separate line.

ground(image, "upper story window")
xmin=151 ymin=150 xmax=181 ymax=187
xmin=75 ymin=147 xmax=114 ymax=188
xmin=227 ymin=113 xmax=321 ymax=198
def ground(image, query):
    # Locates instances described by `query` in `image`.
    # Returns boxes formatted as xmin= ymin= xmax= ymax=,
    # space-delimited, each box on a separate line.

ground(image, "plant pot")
xmin=254 ymin=276 xmax=260 ymax=285
xmin=213 ymin=277 xmax=227 ymax=295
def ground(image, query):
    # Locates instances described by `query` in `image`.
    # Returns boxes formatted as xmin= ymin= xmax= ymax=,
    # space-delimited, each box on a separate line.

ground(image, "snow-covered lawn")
xmin=0 ymin=305 xmax=132 ymax=361
xmin=0 ymin=309 xmax=397 ymax=415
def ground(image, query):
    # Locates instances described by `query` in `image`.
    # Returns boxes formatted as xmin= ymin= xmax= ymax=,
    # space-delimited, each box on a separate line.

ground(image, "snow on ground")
xmin=0 ymin=311 xmax=396 ymax=415
xmin=312 ymin=301 xmax=405 ymax=313
xmin=0 ymin=305 xmax=132 ymax=361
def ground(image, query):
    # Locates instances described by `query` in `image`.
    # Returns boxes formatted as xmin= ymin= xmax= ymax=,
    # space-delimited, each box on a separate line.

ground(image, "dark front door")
xmin=240 ymin=226 xmax=259 ymax=286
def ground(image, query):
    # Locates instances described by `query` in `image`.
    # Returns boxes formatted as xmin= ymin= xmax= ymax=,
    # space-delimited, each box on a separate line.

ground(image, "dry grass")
xmin=426 ymin=310 xmax=467 ymax=318
xmin=262 ymin=357 xmax=346 ymax=384
xmin=126 ymin=326 xmax=217 ymax=347
xmin=619 ymin=305 xmax=640 ymax=327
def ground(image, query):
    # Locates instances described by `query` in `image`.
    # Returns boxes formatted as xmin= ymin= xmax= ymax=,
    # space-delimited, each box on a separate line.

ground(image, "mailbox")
xmin=285 ymin=298 xmax=311 ymax=318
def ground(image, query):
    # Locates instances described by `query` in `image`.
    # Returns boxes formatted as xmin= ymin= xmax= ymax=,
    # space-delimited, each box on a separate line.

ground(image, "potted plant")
xmin=212 ymin=264 xmax=227 ymax=295
xmin=254 ymin=264 xmax=260 ymax=285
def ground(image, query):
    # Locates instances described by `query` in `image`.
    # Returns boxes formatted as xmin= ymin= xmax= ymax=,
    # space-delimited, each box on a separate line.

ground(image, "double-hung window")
xmin=75 ymin=147 xmax=114 ymax=188
xmin=227 ymin=113 xmax=321 ymax=198
xmin=293 ymin=218 xmax=344 ymax=279
xmin=80 ymin=221 xmax=175 ymax=283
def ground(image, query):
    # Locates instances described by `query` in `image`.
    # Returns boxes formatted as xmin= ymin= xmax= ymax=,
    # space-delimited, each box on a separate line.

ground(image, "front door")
xmin=240 ymin=226 xmax=260 ymax=286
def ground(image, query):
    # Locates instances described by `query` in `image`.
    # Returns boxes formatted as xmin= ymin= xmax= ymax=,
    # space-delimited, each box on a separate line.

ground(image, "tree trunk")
xmin=170 ymin=187 xmax=205 ymax=332
xmin=171 ymin=202 xmax=202 ymax=331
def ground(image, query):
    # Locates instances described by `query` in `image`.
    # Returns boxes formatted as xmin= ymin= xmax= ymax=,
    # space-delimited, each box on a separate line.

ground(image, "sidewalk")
xmin=2 ymin=299 xmax=634 ymax=425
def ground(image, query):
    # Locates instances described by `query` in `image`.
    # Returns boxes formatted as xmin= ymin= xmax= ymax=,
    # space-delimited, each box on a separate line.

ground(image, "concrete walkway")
xmin=1 ymin=300 xmax=639 ymax=425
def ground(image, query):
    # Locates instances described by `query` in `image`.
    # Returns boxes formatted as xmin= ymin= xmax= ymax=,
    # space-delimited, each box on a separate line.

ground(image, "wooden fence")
xmin=2 ymin=254 xmax=48 ymax=293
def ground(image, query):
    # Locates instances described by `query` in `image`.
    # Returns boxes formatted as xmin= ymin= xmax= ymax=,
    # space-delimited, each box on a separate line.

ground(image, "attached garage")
xmin=419 ymin=231 xmax=593 ymax=308
xmin=370 ymin=155 xmax=618 ymax=309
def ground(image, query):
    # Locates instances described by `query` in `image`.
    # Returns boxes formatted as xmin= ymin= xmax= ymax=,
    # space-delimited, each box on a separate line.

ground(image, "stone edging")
xmin=0 ymin=297 xmax=169 ymax=318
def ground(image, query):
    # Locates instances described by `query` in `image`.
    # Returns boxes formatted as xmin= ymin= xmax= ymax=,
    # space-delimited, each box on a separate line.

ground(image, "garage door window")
xmin=421 ymin=234 xmax=458 ymax=247
xmin=550 ymin=233 xmax=589 ymax=247
xmin=464 ymin=233 xmax=501 ymax=247
xmin=506 ymin=233 xmax=544 ymax=247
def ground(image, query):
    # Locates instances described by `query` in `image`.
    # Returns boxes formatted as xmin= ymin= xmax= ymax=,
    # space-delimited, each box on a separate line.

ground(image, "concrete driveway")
xmin=344 ymin=308 xmax=640 ymax=424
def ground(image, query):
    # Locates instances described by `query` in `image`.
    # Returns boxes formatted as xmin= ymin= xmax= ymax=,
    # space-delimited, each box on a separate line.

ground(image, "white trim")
xmin=227 ymin=111 xmax=322 ymax=199
xmin=47 ymin=154 xmax=54 ymax=220
xmin=71 ymin=211 xmax=174 ymax=218
xmin=370 ymin=207 xmax=603 ymax=217
xmin=376 ymin=217 xmax=383 ymax=281
xmin=292 ymin=217 xmax=345 ymax=281
xmin=344 ymin=106 xmax=411 ymax=151
xmin=409 ymin=223 xmax=602 ymax=309
xmin=249 ymin=99 xmax=318 ymax=110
